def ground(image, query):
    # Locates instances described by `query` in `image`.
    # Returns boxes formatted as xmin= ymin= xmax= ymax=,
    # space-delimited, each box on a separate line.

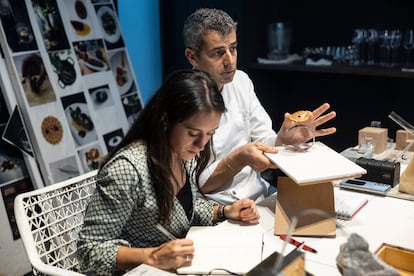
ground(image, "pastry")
xmin=289 ymin=110 xmax=313 ymax=125
xmin=41 ymin=116 xmax=63 ymax=145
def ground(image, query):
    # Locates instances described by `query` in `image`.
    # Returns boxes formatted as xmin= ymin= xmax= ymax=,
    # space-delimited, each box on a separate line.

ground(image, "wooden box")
xmin=395 ymin=130 xmax=414 ymax=151
xmin=376 ymin=243 xmax=414 ymax=275
xmin=358 ymin=127 xmax=388 ymax=154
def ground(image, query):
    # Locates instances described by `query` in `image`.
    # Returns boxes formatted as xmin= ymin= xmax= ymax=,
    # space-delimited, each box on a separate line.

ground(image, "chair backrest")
xmin=14 ymin=170 xmax=98 ymax=276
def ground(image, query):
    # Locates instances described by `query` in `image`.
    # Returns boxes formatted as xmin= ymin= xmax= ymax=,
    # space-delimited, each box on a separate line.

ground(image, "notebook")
xmin=265 ymin=142 xmax=367 ymax=184
xmin=176 ymin=225 xmax=263 ymax=275
xmin=334 ymin=189 xmax=369 ymax=220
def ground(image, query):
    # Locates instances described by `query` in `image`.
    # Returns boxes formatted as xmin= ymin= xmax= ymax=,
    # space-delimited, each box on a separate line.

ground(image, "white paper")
xmin=176 ymin=225 xmax=263 ymax=275
xmin=265 ymin=142 xmax=367 ymax=184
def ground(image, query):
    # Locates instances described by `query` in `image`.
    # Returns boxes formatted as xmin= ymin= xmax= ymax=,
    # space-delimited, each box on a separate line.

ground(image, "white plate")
xmin=65 ymin=103 xmax=97 ymax=146
xmin=108 ymin=135 xmax=122 ymax=148
xmin=79 ymin=146 xmax=102 ymax=171
xmin=97 ymin=6 xmax=121 ymax=43
xmin=84 ymin=57 xmax=108 ymax=72
xmin=91 ymin=87 xmax=109 ymax=104
xmin=110 ymin=51 xmax=133 ymax=94
xmin=122 ymin=93 xmax=140 ymax=107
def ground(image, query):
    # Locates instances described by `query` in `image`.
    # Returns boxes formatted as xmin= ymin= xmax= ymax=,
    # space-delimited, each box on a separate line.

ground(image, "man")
xmin=183 ymin=8 xmax=336 ymax=204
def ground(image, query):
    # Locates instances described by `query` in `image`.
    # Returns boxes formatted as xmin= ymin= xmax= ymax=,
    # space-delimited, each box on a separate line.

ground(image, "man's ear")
xmin=185 ymin=48 xmax=198 ymax=67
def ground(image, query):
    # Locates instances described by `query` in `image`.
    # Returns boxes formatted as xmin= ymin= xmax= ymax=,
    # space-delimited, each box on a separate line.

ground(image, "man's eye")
xmin=213 ymin=50 xmax=224 ymax=57
xmin=189 ymin=132 xmax=198 ymax=137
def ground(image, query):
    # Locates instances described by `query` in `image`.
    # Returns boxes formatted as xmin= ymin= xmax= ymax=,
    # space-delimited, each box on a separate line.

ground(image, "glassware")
xmin=351 ymin=28 xmax=367 ymax=65
xmin=390 ymin=29 xmax=402 ymax=68
xmin=283 ymin=125 xmax=315 ymax=152
xmin=366 ymin=28 xmax=379 ymax=65
xmin=403 ymin=29 xmax=414 ymax=68
xmin=267 ymin=21 xmax=292 ymax=60
xmin=379 ymin=29 xmax=390 ymax=67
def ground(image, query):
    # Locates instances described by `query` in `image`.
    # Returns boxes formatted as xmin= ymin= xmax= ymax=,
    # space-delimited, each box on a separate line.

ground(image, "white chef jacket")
xmin=199 ymin=70 xmax=277 ymax=204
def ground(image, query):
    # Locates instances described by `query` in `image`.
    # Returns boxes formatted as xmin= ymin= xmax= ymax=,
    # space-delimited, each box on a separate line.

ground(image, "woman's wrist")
xmin=214 ymin=204 xmax=228 ymax=222
xmin=223 ymin=157 xmax=236 ymax=173
xmin=223 ymin=205 xmax=230 ymax=220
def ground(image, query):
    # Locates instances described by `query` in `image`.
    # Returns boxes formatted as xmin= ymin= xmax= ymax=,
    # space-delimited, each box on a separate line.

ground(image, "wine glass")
xmin=379 ymin=29 xmax=390 ymax=67
xmin=366 ymin=29 xmax=379 ymax=65
xmin=403 ymin=29 xmax=414 ymax=68
xmin=351 ymin=28 xmax=367 ymax=65
xmin=390 ymin=29 xmax=402 ymax=68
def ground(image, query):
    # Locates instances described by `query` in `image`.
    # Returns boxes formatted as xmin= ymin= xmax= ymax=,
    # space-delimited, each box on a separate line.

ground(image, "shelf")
xmin=250 ymin=62 xmax=414 ymax=79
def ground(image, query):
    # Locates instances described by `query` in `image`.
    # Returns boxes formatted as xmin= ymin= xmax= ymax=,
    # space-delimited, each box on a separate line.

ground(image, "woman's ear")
xmin=185 ymin=48 xmax=198 ymax=67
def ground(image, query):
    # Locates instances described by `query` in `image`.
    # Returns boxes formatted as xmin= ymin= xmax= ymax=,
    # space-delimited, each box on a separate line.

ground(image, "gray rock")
xmin=336 ymin=233 xmax=399 ymax=276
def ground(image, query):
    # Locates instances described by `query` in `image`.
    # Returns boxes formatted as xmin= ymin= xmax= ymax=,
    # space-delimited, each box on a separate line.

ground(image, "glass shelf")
xmin=250 ymin=62 xmax=414 ymax=79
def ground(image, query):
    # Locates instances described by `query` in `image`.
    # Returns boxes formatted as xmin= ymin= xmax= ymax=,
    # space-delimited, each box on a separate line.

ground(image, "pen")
xmin=279 ymin=234 xmax=318 ymax=254
xmin=261 ymin=233 xmax=264 ymax=261
xmin=156 ymin=223 xmax=177 ymax=240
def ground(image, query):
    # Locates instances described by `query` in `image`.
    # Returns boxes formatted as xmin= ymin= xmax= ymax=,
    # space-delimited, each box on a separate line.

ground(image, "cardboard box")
xmin=376 ymin=243 xmax=414 ymax=275
xmin=358 ymin=127 xmax=388 ymax=154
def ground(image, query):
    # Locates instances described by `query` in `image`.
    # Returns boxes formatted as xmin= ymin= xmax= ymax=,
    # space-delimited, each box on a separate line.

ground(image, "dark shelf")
xmin=250 ymin=62 xmax=414 ymax=79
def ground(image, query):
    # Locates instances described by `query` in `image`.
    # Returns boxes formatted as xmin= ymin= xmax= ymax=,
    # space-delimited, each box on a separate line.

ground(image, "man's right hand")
xmin=231 ymin=141 xmax=278 ymax=173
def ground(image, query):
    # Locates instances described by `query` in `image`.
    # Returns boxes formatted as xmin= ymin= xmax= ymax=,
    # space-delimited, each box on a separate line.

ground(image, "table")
xmin=125 ymin=187 xmax=414 ymax=275
xmin=257 ymin=188 xmax=414 ymax=275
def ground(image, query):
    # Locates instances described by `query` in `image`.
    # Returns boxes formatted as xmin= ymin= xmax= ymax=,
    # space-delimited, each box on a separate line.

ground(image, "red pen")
xmin=279 ymin=234 xmax=318 ymax=254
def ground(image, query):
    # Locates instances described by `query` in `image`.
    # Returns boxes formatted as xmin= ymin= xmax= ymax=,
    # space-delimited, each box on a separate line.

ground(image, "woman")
xmin=76 ymin=70 xmax=260 ymax=275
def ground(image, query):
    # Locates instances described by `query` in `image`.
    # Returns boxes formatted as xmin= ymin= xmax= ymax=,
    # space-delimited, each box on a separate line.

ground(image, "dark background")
xmin=159 ymin=0 xmax=414 ymax=151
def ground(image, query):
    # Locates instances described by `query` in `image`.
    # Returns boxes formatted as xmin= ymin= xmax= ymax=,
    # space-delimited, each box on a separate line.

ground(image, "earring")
xmin=161 ymin=113 xmax=168 ymax=131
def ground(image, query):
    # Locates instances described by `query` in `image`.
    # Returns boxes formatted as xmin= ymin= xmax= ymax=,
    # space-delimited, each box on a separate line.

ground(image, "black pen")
xmin=261 ymin=233 xmax=264 ymax=261
xmin=156 ymin=223 xmax=176 ymax=240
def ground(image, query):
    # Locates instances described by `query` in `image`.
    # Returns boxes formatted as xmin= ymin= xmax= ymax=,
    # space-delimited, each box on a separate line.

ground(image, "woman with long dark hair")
xmin=77 ymin=69 xmax=260 ymax=275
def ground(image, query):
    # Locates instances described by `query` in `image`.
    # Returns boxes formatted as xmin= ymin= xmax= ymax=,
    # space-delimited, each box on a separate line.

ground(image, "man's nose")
xmin=223 ymin=50 xmax=235 ymax=65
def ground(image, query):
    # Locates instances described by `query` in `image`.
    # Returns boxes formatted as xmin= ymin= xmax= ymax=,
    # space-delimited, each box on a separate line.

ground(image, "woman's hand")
xmin=225 ymin=198 xmax=260 ymax=224
xmin=147 ymin=239 xmax=194 ymax=270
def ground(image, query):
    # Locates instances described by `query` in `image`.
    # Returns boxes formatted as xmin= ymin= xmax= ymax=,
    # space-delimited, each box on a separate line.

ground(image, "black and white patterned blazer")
xmin=77 ymin=141 xmax=215 ymax=275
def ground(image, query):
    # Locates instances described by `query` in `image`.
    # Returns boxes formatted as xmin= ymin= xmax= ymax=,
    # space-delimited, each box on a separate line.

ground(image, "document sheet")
xmin=176 ymin=225 xmax=263 ymax=275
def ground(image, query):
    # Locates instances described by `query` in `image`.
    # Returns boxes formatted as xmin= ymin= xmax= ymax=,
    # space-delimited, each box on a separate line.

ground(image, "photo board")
xmin=0 ymin=0 xmax=143 ymax=185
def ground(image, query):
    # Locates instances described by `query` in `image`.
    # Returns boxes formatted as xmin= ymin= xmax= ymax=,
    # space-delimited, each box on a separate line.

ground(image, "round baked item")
xmin=289 ymin=110 xmax=313 ymax=125
xmin=41 ymin=116 xmax=63 ymax=145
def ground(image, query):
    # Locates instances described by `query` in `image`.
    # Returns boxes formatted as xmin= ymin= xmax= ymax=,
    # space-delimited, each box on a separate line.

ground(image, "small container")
xmin=376 ymin=243 xmax=414 ymax=275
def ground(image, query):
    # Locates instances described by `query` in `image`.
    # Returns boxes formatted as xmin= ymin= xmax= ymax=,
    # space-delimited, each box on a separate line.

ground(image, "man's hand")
xmin=231 ymin=141 xmax=278 ymax=173
xmin=276 ymin=103 xmax=336 ymax=146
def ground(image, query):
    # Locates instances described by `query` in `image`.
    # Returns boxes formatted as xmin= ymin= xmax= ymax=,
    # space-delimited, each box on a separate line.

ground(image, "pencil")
xmin=155 ymin=223 xmax=177 ymax=240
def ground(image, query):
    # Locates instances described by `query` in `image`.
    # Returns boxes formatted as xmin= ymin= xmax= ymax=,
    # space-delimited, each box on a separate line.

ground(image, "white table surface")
xmin=258 ymin=188 xmax=414 ymax=275
xmin=125 ymin=188 xmax=414 ymax=276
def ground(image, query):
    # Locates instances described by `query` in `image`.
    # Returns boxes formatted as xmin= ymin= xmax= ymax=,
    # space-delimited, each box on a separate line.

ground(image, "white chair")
xmin=14 ymin=170 xmax=98 ymax=276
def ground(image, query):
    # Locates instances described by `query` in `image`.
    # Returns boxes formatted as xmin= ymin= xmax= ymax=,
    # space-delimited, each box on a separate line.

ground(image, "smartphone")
xmin=339 ymin=179 xmax=391 ymax=195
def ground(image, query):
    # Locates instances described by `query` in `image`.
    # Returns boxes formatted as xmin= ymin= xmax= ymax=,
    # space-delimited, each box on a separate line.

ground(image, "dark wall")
xmin=160 ymin=0 xmax=414 ymax=151
xmin=159 ymin=0 xmax=256 ymax=75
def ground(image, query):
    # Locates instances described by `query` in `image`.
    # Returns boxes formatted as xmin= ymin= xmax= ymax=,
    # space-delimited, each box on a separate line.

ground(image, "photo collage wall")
xmin=0 ymin=0 xmax=143 ymax=185
xmin=0 ymin=93 xmax=34 ymax=240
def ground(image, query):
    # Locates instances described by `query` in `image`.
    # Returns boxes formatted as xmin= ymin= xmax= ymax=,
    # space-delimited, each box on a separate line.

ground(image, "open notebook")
xmin=176 ymin=225 xmax=263 ymax=275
